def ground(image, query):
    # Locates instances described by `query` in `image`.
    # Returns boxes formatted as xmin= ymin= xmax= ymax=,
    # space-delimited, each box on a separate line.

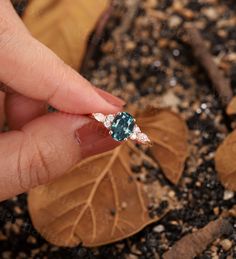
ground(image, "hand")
xmin=0 ymin=0 xmax=124 ymax=201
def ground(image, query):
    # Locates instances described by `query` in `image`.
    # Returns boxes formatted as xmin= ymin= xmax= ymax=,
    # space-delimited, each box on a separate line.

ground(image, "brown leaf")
xmin=23 ymin=0 xmax=110 ymax=69
xmin=137 ymin=109 xmax=189 ymax=184
xmin=215 ymin=130 xmax=236 ymax=191
xmin=28 ymin=143 xmax=176 ymax=247
xmin=163 ymin=218 xmax=232 ymax=259
xmin=226 ymin=96 xmax=236 ymax=115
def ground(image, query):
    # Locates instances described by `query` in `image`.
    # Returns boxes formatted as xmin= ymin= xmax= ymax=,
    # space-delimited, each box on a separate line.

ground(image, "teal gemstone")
xmin=111 ymin=112 xmax=135 ymax=141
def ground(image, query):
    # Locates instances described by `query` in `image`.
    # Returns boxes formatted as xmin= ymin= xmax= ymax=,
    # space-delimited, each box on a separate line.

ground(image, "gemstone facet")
xmin=111 ymin=112 xmax=135 ymax=141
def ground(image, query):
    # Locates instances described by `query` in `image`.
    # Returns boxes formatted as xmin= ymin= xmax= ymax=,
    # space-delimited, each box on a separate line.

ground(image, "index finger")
xmin=0 ymin=1 xmax=124 ymax=114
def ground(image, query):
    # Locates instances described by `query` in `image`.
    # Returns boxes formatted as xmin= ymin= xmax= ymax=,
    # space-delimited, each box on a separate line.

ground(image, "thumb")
xmin=0 ymin=113 xmax=119 ymax=201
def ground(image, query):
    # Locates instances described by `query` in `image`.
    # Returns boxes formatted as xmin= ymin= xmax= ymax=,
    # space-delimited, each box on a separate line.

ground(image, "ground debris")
xmin=183 ymin=24 xmax=233 ymax=108
xmin=163 ymin=218 xmax=233 ymax=259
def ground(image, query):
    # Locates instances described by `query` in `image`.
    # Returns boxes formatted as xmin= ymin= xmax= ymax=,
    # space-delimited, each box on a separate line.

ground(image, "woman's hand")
xmin=0 ymin=0 xmax=124 ymax=201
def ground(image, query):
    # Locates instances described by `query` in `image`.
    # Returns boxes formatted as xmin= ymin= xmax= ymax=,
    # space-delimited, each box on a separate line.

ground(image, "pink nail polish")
xmin=95 ymin=88 xmax=126 ymax=108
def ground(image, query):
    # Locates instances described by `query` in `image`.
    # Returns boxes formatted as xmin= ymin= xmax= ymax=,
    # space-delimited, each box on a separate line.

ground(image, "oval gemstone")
xmin=111 ymin=112 xmax=135 ymax=141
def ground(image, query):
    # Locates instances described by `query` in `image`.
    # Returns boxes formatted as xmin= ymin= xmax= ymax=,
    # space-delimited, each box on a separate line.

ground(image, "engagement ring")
xmin=92 ymin=112 xmax=151 ymax=144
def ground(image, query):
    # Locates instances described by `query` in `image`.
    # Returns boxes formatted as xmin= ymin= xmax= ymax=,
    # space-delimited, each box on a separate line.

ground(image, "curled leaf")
xmin=215 ymin=130 xmax=236 ymax=191
xmin=163 ymin=218 xmax=232 ymax=259
xmin=28 ymin=144 xmax=176 ymax=247
xmin=226 ymin=96 xmax=236 ymax=115
xmin=23 ymin=0 xmax=110 ymax=69
xmin=138 ymin=109 xmax=189 ymax=184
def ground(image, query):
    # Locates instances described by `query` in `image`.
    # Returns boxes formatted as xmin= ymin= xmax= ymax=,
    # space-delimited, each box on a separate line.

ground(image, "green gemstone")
xmin=111 ymin=112 xmax=135 ymax=141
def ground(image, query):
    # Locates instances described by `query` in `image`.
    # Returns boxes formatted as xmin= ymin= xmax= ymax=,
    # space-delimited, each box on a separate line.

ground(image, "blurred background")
xmin=1 ymin=0 xmax=236 ymax=258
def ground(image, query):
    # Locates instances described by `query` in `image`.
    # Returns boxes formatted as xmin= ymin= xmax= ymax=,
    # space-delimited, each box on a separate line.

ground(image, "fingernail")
xmin=95 ymin=88 xmax=126 ymax=108
xmin=75 ymin=121 xmax=120 ymax=158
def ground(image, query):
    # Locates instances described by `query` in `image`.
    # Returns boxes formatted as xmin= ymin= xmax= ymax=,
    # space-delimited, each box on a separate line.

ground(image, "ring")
xmin=92 ymin=112 xmax=151 ymax=144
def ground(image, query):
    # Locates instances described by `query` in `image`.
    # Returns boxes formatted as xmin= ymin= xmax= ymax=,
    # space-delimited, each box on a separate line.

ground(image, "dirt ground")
xmin=1 ymin=0 xmax=236 ymax=258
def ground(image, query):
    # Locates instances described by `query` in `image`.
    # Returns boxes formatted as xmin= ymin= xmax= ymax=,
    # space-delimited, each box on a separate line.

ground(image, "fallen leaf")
xmin=28 ymin=143 xmax=177 ymax=247
xmin=23 ymin=0 xmax=110 ymax=69
xmin=163 ymin=218 xmax=233 ymax=259
xmin=215 ymin=130 xmax=236 ymax=191
xmin=137 ymin=109 xmax=189 ymax=184
xmin=226 ymin=96 xmax=236 ymax=115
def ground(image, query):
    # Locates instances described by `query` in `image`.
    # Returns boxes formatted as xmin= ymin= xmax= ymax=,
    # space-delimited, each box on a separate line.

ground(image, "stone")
xmin=130 ymin=133 xmax=137 ymax=140
xmin=93 ymin=113 xmax=106 ymax=122
xmin=133 ymin=125 xmax=141 ymax=133
xmin=104 ymin=114 xmax=115 ymax=128
xmin=137 ymin=133 xmax=150 ymax=143
xmin=168 ymin=15 xmax=182 ymax=28
xmin=111 ymin=112 xmax=135 ymax=141
xmin=220 ymin=239 xmax=232 ymax=251
xmin=153 ymin=225 xmax=165 ymax=233
xmin=129 ymin=125 xmax=141 ymax=140
xmin=223 ymin=190 xmax=234 ymax=200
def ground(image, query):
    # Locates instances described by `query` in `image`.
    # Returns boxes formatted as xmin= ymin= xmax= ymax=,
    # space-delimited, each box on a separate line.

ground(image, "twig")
xmin=183 ymin=24 xmax=233 ymax=107
xmin=163 ymin=218 xmax=233 ymax=259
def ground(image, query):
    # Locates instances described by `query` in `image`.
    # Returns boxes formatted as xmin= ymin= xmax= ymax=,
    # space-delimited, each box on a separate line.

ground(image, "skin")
xmin=0 ymin=0 xmax=124 ymax=201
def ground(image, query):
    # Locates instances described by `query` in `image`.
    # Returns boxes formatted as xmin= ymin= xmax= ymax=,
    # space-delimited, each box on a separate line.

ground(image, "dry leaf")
xmin=163 ymin=218 xmax=232 ymax=259
xmin=28 ymin=143 xmax=176 ymax=247
xmin=137 ymin=109 xmax=189 ymax=184
xmin=23 ymin=0 xmax=110 ymax=69
xmin=215 ymin=130 xmax=236 ymax=191
xmin=226 ymin=96 xmax=236 ymax=115
xmin=28 ymin=108 xmax=187 ymax=247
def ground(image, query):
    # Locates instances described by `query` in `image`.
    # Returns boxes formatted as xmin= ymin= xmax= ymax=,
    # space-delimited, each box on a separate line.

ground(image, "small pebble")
xmin=202 ymin=7 xmax=219 ymax=20
xmin=173 ymin=49 xmax=180 ymax=57
xmin=169 ymin=77 xmax=177 ymax=86
xmin=168 ymin=15 xmax=182 ymax=28
xmin=153 ymin=60 xmax=161 ymax=67
xmin=153 ymin=225 xmax=165 ymax=233
xmin=223 ymin=190 xmax=234 ymax=200
xmin=125 ymin=41 xmax=136 ymax=51
xmin=168 ymin=190 xmax=176 ymax=198
xmin=213 ymin=207 xmax=220 ymax=216
xmin=220 ymin=239 xmax=232 ymax=251
xmin=201 ymin=103 xmax=207 ymax=109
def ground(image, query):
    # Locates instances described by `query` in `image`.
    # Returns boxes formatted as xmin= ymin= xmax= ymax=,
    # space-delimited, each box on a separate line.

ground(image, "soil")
xmin=1 ymin=0 xmax=236 ymax=258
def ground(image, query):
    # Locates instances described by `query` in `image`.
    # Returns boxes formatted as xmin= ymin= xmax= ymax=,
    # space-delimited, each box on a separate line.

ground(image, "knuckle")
xmin=16 ymin=132 xmax=32 ymax=191
xmin=31 ymin=139 xmax=53 ymax=188
xmin=17 ymin=132 xmax=55 ymax=190
xmin=0 ymin=16 xmax=8 ymax=36
xmin=47 ymin=60 xmax=69 ymax=102
xmin=0 ymin=16 xmax=13 ymax=49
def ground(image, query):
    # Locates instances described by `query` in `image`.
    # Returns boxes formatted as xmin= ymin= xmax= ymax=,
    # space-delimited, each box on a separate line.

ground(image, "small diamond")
xmin=137 ymin=133 xmax=151 ymax=143
xmin=104 ymin=120 xmax=112 ymax=128
xmin=104 ymin=115 xmax=115 ymax=128
xmin=130 ymin=133 xmax=137 ymax=140
xmin=107 ymin=115 xmax=115 ymax=122
xmin=93 ymin=113 xmax=106 ymax=122
xmin=133 ymin=125 xmax=141 ymax=133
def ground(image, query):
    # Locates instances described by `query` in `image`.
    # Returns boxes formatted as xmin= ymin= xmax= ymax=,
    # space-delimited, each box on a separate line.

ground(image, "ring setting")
xmin=92 ymin=112 xmax=151 ymax=144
